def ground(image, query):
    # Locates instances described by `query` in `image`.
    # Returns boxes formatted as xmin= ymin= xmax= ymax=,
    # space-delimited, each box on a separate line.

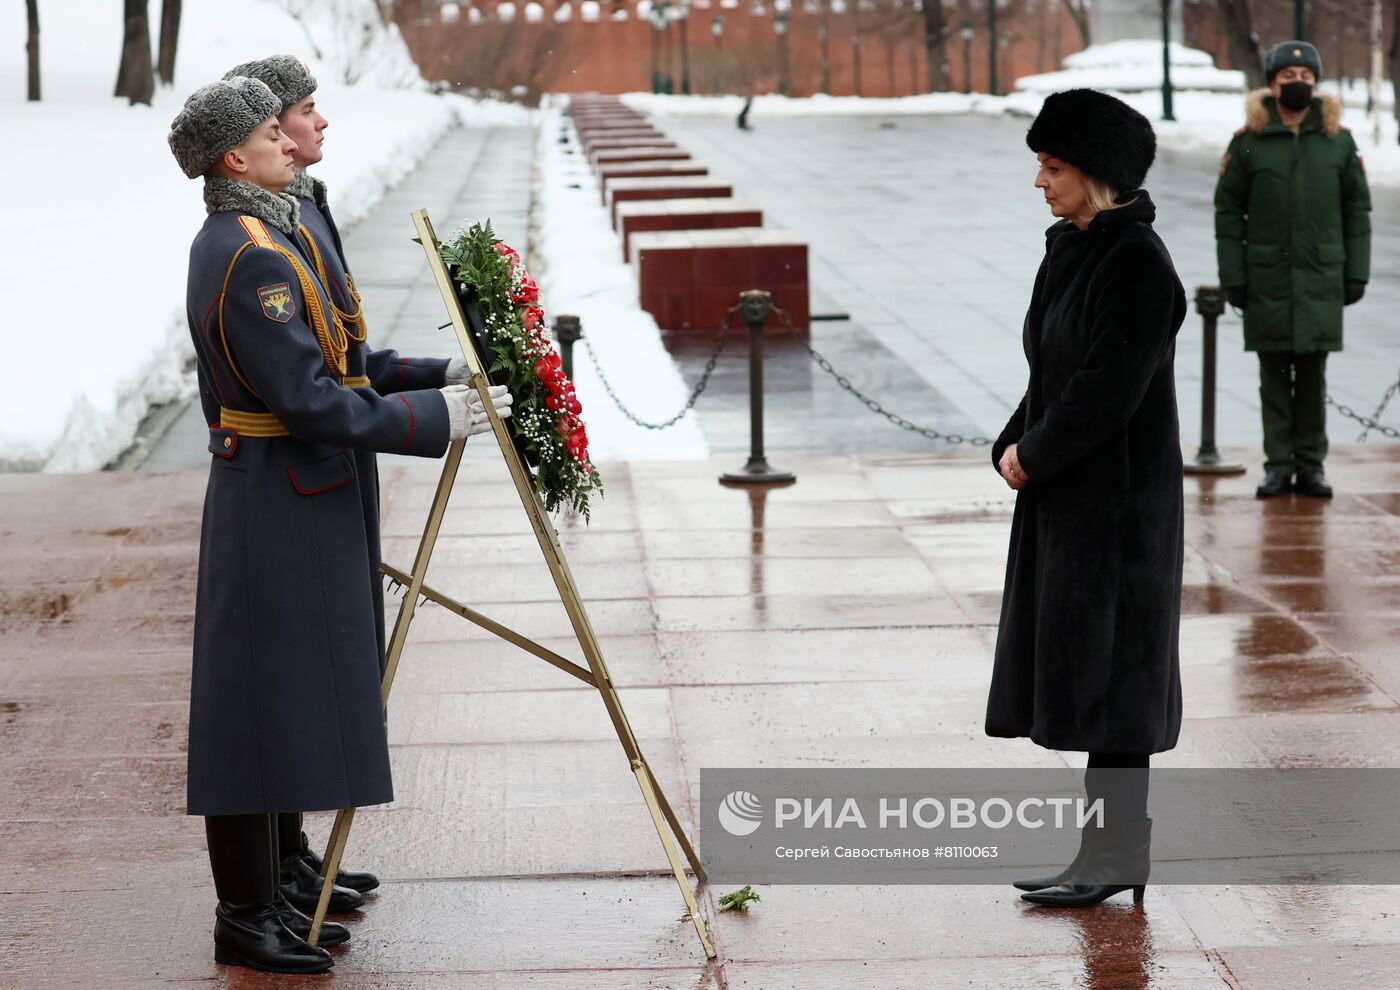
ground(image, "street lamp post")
xmin=1295 ymin=0 xmax=1305 ymax=40
xmin=960 ymin=19 xmax=974 ymax=95
xmin=650 ymin=4 xmax=664 ymax=93
xmin=775 ymin=0 xmax=790 ymax=96
xmin=678 ymin=0 xmax=692 ymax=95
xmin=818 ymin=20 xmax=831 ymax=95
xmin=660 ymin=0 xmax=675 ymax=93
xmin=711 ymin=14 xmax=723 ymax=93
xmin=1161 ymin=0 xmax=1175 ymax=120
xmin=988 ymin=0 xmax=999 ymax=97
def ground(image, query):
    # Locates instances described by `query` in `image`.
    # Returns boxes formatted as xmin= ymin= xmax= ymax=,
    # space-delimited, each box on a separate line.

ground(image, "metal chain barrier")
xmin=1328 ymin=387 xmax=1400 ymax=442
xmin=579 ymin=305 xmax=737 ymax=430
xmin=767 ymin=305 xmax=994 ymax=447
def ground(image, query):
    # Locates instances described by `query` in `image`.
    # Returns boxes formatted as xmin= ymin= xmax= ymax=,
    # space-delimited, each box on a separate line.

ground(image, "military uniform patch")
xmin=257 ymin=283 xmax=295 ymax=323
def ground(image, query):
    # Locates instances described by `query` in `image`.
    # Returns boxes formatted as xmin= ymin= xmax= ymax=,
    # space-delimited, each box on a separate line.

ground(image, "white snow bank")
xmin=0 ymin=0 xmax=528 ymax=472
xmin=1017 ymin=41 xmax=1246 ymax=94
xmin=531 ymin=106 xmax=710 ymax=460
xmin=1063 ymin=40 xmax=1219 ymax=70
xmin=619 ymin=90 xmax=1016 ymax=118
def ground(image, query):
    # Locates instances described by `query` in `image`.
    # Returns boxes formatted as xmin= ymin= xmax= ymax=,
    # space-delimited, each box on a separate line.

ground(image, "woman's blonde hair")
xmin=1084 ymin=176 xmax=1138 ymax=216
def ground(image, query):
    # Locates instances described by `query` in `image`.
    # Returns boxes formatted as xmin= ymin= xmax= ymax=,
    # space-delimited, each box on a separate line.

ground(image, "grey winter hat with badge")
xmin=1264 ymin=40 xmax=1322 ymax=83
xmin=224 ymin=55 xmax=317 ymax=113
xmin=168 ymin=76 xmax=282 ymax=178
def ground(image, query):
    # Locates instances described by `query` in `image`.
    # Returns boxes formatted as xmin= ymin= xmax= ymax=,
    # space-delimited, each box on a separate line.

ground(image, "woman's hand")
xmin=999 ymin=444 xmax=1029 ymax=490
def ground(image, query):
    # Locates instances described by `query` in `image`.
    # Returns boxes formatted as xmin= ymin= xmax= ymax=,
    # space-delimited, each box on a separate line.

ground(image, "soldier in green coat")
xmin=1215 ymin=41 xmax=1371 ymax=498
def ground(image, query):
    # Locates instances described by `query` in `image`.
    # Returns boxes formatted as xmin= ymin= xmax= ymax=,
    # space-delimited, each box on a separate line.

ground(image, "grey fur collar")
xmin=203 ymin=177 xmax=301 ymax=236
xmin=287 ymin=169 xmax=330 ymax=211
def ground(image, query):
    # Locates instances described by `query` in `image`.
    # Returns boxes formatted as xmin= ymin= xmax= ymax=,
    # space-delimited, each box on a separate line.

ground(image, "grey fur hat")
xmin=225 ymin=55 xmax=317 ymax=112
xmin=168 ymin=76 xmax=281 ymax=179
xmin=1264 ymin=40 xmax=1323 ymax=83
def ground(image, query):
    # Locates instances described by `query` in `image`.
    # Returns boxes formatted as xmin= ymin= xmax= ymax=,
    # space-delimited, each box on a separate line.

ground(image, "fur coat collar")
xmin=1243 ymin=88 xmax=1343 ymax=136
xmin=203 ymin=177 xmax=301 ymax=237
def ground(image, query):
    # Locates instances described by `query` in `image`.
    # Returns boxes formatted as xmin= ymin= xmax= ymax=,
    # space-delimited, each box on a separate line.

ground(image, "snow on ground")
xmin=0 ymin=0 xmax=528 ymax=472
xmin=1017 ymin=41 xmax=1246 ymax=93
xmin=531 ymin=105 xmax=710 ymax=460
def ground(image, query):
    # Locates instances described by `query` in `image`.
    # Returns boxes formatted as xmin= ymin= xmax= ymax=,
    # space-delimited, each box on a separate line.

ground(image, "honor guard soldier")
xmin=1215 ymin=41 xmax=1372 ymax=498
xmin=169 ymin=76 xmax=510 ymax=974
xmin=220 ymin=54 xmax=489 ymax=921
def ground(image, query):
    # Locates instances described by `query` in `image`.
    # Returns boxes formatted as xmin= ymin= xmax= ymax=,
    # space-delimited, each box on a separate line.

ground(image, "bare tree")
xmin=273 ymin=0 xmax=420 ymax=86
xmin=1217 ymin=0 xmax=1264 ymax=89
xmin=1389 ymin=0 xmax=1400 ymax=140
xmin=404 ymin=17 xmax=576 ymax=103
xmin=157 ymin=0 xmax=180 ymax=85
xmin=114 ymin=0 xmax=155 ymax=106
xmin=26 ymin=0 xmax=40 ymax=101
xmin=1060 ymin=0 xmax=1090 ymax=48
xmin=921 ymin=0 xmax=952 ymax=91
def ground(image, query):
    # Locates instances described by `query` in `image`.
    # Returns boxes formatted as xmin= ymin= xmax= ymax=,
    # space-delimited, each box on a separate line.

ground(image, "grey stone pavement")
xmin=654 ymin=111 xmax=1400 ymax=464
xmin=138 ymin=125 xmax=533 ymax=472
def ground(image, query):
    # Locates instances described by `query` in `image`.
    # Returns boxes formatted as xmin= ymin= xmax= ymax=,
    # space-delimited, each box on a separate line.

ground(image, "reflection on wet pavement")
xmin=1 ymin=445 xmax=1397 ymax=986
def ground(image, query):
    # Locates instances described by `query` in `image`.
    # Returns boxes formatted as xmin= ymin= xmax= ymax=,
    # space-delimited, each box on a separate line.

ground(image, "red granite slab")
xmin=632 ymin=227 xmax=809 ymax=331
xmin=607 ymin=177 xmax=734 ymax=227
xmin=617 ymin=197 xmax=764 ymax=261
xmin=598 ymin=162 xmax=709 ymax=203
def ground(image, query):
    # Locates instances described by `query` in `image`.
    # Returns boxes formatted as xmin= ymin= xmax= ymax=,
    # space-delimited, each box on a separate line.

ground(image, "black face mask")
xmin=1278 ymin=81 xmax=1314 ymax=112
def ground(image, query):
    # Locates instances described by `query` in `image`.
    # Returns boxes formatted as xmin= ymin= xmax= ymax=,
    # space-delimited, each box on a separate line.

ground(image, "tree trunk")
xmin=157 ymin=0 xmax=181 ymax=85
xmin=1217 ymin=0 xmax=1264 ymax=90
xmin=1389 ymin=0 xmax=1400 ymax=142
xmin=114 ymin=0 xmax=155 ymax=105
xmin=1061 ymin=0 xmax=1091 ymax=49
xmin=26 ymin=0 xmax=40 ymax=101
xmin=921 ymin=0 xmax=951 ymax=92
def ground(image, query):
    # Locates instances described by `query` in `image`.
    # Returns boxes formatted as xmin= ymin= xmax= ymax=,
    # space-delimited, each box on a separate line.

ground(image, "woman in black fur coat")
xmin=986 ymin=89 xmax=1187 ymax=908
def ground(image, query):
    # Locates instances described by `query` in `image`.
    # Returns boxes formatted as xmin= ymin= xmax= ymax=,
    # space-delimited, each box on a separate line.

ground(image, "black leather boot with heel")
xmin=1020 ymin=818 xmax=1152 ymax=907
xmin=206 ymin=813 xmax=333 ymax=973
xmin=277 ymin=811 xmax=366 ymax=914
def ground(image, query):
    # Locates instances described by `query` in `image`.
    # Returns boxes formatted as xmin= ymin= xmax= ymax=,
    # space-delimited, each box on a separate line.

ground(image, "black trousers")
xmin=1258 ymin=351 xmax=1329 ymax=474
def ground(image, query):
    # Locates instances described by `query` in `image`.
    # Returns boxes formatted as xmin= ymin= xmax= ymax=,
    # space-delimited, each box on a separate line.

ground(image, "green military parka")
xmin=1215 ymin=89 xmax=1371 ymax=352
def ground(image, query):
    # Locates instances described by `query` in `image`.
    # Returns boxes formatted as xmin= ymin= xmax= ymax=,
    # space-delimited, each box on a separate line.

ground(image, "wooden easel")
xmin=307 ymin=209 xmax=715 ymax=960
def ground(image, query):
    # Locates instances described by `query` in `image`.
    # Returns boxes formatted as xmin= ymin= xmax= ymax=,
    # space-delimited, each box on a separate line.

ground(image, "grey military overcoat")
xmin=184 ymin=199 xmax=450 ymax=816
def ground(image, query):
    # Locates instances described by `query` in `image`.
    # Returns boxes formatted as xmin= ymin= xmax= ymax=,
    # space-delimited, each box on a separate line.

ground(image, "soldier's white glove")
xmin=444 ymin=357 xmax=470 ymax=385
xmin=441 ymin=384 xmax=513 ymax=441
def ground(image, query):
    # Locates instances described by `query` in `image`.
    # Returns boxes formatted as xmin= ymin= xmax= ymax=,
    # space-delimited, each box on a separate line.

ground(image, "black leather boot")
xmin=276 ymin=892 xmax=350 ymax=947
xmin=206 ymin=814 xmax=333 ymax=973
xmin=280 ymin=813 xmax=380 ymax=894
xmin=280 ymin=848 xmax=365 ymax=914
xmin=1294 ymin=471 xmax=1333 ymax=498
xmin=1013 ymin=831 xmax=1090 ymax=892
xmin=1255 ymin=469 xmax=1293 ymax=497
xmin=1021 ymin=819 xmax=1152 ymax=908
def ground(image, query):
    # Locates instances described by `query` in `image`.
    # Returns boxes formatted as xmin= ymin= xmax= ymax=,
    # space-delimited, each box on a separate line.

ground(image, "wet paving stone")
xmin=4 ymin=446 xmax=1400 ymax=986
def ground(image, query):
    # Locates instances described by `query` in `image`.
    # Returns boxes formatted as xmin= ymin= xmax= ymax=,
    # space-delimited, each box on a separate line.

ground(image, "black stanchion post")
xmin=553 ymin=313 xmax=582 ymax=381
xmin=720 ymin=290 xmax=796 ymax=486
xmin=1184 ymin=285 xmax=1246 ymax=476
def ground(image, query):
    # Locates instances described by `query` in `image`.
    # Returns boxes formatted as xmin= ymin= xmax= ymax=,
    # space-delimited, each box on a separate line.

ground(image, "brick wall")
xmin=395 ymin=1 xmax=1085 ymax=98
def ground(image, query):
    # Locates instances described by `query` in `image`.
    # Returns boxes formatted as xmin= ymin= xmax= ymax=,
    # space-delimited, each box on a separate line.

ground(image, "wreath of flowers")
xmin=438 ymin=220 xmax=602 ymax=519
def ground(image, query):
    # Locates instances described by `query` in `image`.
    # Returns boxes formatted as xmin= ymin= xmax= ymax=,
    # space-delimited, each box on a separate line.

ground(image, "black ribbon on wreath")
xmin=453 ymin=279 xmax=542 ymax=471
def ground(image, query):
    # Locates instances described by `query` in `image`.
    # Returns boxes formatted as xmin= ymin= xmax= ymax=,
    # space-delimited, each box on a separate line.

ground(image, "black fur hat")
xmin=1025 ymin=89 xmax=1156 ymax=194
